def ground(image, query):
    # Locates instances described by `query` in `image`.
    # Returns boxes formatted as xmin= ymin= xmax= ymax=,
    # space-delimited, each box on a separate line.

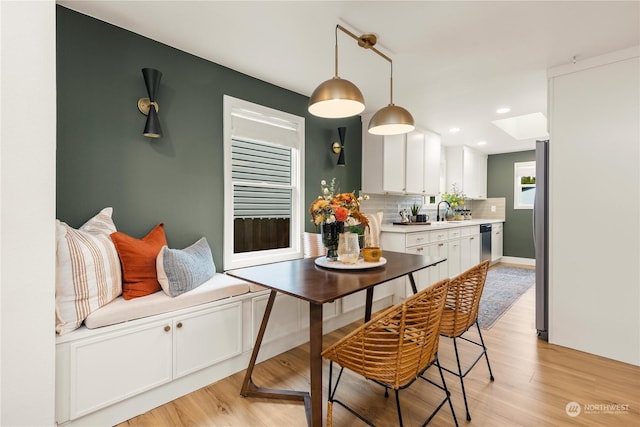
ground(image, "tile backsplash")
xmin=360 ymin=194 xmax=505 ymax=224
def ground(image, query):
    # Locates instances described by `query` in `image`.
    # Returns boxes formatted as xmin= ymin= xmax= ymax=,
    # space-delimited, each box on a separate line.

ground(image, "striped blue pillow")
xmin=156 ymin=237 xmax=215 ymax=297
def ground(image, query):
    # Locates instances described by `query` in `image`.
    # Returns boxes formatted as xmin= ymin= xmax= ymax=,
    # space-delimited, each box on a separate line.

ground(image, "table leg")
xmin=241 ymin=290 xmax=307 ymax=402
xmin=408 ymin=272 xmax=418 ymax=294
xmin=364 ymin=288 xmax=374 ymax=322
xmin=241 ymin=290 xmax=276 ymax=396
xmin=309 ymin=302 xmax=323 ymax=427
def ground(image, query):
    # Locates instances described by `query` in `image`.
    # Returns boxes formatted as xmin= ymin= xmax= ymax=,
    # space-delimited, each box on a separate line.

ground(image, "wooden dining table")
xmin=225 ymin=250 xmax=446 ymax=427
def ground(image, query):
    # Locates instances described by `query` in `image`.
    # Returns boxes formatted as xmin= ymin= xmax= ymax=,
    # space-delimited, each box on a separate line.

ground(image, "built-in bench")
xmin=55 ymin=271 xmax=397 ymax=426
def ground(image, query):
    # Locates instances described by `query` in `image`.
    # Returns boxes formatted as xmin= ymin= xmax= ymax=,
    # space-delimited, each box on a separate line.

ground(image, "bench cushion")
xmin=84 ymin=273 xmax=250 ymax=329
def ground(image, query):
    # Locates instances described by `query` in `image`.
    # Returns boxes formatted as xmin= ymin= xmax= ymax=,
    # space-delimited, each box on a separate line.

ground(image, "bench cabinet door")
xmin=173 ymin=302 xmax=243 ymax=378
xmin=69 ymin=320 xmax=173 ymax=419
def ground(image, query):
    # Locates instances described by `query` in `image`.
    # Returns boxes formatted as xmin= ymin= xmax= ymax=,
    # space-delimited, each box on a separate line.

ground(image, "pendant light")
xmin=308 ymin=25 xmax=365 ymax=118
xmin=368 ymin=61 xmax=415 ymax=135
xmin=309 ymin=25 xmax=414 ymax=135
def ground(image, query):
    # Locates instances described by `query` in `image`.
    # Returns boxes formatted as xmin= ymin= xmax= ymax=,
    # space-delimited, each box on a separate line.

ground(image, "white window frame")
xmin=223 ymin=95 xmax=304 ymax=270
xmin=514 ymin=161 xmax=536 ymax=210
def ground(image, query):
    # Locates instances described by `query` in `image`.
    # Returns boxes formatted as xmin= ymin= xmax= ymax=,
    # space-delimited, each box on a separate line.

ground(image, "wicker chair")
xmin=439 ymin=260 xmax=494 ymax=421
xmin=322 ymin=279 xmax=458 ymax=427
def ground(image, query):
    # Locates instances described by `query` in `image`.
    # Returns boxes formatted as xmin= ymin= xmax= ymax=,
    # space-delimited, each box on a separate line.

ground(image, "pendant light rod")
xmin=336 ymin=24 xmax=397 ymax=106
xmin=336 ymin=24 xmax=392 ymax=64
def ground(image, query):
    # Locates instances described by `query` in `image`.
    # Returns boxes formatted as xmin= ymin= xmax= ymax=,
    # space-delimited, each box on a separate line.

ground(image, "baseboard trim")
xmin=499 ymin=256 xmax=535 ymax=267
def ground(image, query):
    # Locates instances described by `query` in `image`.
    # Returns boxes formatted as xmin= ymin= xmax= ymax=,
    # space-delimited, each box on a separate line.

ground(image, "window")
xmin=223 ymin=96 xmax=304 ymax=270
xmin=514 ymin=161 xmax=535 ymax=209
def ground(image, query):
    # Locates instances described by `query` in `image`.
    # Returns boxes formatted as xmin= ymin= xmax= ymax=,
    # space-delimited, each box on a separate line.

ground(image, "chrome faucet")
xmin=436 ymin=201 xmax=450 ymax=222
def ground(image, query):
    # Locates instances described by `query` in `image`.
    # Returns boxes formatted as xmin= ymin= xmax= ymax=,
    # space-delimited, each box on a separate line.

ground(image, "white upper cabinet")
xmin=382 ymin=134 xmax=407 ymax=193
xmin=446 ymin=145 xmax=487 ymax=199
xmin=362 ymin=114 xmax=441 ymax=195
xmin=423 ymin=130 xmax=441 ymax=195
xmin=404 ymin=132 xmax=425 ymax=194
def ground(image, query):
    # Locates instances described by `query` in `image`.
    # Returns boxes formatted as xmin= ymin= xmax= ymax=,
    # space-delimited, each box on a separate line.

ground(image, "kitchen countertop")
xmin=381 ymin=218 xmax=504 ymax=233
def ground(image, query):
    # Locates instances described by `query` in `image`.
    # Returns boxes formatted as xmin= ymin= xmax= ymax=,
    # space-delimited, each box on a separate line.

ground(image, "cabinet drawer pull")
xmin=470 ymin=237 xmax=475 ymax=240
xmin=416 ymin=237 xmax=425 ymax=241
xmin=416 ymin=247 xmax=423 ymax=252
xmin=177 ymin=322 xmax=183 ymax=328
xmin=164 ymin=325 xmax=171 ymax=332
xmin=438 ymin=243 xmax=444 ymax=247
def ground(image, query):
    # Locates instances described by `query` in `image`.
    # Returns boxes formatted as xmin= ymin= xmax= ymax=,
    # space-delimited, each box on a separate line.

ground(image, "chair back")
xmin=322 ymin=279 xmax=449 ymax=390
xmin=440 ymin=260 xmax=490 ymax=337
xmin=303 ymin=232 xmax=326 ymax=258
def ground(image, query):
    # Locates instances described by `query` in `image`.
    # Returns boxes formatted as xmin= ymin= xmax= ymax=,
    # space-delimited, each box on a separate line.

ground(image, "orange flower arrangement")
xmin=309 ymin=178 xmax=369 ymax=228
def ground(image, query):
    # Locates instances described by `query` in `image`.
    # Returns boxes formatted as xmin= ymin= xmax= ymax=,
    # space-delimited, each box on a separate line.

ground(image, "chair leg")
xmin=394 ymin=389 xmax=404 ymax=427
xmin=435 ymin=359 xmax=459 ymax=427
xmin=475 ymin=321 xmax=495 ymax=381
xmin=452 ymin=337 xmax=472 ymax=421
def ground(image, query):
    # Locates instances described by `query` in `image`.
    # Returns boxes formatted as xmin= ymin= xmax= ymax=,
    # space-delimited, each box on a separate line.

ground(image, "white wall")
xmin=548 ymin=47 xmax=640 ymax=365
xmin=0 ymin=0 xmax=57 ymax=425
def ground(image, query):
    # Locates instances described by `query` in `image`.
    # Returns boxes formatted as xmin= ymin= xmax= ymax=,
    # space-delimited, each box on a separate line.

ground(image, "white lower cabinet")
xmin=491 ymin=222 xmax=504 ymax=262
xmin=381 ymin=225 xmax=480 ymax=298
xmin=460 ymin=226 xmax=481 ymax=273
xmin=174 ymin=304 xmax=242 ymax=378
xmin=62 ymin=303 xmax=243 ymax=421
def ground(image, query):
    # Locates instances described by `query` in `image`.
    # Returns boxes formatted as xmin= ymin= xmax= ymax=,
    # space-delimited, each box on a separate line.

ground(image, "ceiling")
xmin=58 ymin=1 xmax=639 ymax=154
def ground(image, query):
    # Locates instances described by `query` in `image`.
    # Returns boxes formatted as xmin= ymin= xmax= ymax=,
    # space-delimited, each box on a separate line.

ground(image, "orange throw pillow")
xmin=111 ymin=224 xmax=167 ymax=300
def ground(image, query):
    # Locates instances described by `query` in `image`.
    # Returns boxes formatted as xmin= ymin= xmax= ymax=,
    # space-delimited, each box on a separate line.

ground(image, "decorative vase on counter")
xmin=321 ymin=221 xmax=344 ymax=260
xmin=445 ymin=207 xmax=455 ymax=221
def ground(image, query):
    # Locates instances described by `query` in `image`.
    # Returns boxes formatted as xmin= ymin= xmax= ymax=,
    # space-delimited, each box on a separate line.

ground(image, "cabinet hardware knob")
xmin=416 ymin=237 xmax=424 ymax=241
xmin=416 ymin=247 xmax=423 ymax=252
xmin=177 ymin=322 xmax=183 ymax=328
xmin=164 ymin=325 xmax=171 ymax=332
xmin=438 ymin=243 xmax=444 ymax=247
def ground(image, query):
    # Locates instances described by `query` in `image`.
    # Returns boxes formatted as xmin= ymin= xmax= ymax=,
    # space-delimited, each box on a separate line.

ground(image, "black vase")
xmin=321 ymin=221 xmax=344 ymax=260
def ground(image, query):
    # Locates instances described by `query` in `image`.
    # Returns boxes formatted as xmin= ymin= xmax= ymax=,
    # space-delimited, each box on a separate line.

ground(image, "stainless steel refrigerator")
xmin=535 ymin=140 xmax=549 ymax=340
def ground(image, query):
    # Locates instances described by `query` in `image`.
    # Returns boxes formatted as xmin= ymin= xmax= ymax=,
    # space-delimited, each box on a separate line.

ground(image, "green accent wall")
xmin=487 ymin=150 xmax=536 ymax=259
xmin=56 ymin=6 xmax=362 ymax=270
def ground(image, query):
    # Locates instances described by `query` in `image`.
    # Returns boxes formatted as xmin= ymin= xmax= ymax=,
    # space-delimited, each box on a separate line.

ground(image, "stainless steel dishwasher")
xmin=480 ymin=223 xmax=492 ymax=262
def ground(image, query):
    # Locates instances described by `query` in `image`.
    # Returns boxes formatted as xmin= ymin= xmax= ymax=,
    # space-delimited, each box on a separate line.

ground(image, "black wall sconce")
xmin=331 ymin=126 xmax=347 ymax=166
xmin=137 ymin=68 xmax=162 ymax=138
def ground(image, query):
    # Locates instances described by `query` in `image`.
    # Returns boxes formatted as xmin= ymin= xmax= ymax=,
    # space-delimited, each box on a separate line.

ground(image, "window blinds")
xmin=231 ymin=139 xmax=292 ymax=219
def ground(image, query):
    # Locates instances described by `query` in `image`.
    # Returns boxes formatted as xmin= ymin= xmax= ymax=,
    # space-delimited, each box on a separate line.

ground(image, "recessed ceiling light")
xmin=496 ymin=107 xmax=511 ymax=114
xmin=449 ymin=127 xmax=460 ymax=133
xmin=477 ymin=141 xmax=487 ymax=145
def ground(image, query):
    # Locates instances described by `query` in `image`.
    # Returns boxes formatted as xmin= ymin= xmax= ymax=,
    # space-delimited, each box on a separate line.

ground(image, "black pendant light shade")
xmin=139 ymin=68 xmax=163 ymax=138
xmin=337 ymin=126 xmax=346 ymax=166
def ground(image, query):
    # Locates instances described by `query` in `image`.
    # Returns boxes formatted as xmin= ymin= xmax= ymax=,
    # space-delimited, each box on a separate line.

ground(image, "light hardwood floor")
xmin=118 ymin=281 xmax=640 ymax=427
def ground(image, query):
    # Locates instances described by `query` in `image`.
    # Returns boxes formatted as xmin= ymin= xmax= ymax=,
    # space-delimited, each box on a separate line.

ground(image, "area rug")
xmin=478 ymin=265 xmax=535 ymax=329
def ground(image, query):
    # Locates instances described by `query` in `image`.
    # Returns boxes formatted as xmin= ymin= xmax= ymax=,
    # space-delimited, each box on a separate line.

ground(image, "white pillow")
xmin=156 ymin=237 xmax=216 ymax=297
xmin=55 ymin=207 xmax=122 ymax=334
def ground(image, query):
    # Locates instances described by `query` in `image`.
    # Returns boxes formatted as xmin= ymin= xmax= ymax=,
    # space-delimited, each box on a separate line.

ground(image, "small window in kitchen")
xmin=223 ymin=95 xmax=305 ymax=270
xmin=514 ymin=161 xmax=535 ymax=209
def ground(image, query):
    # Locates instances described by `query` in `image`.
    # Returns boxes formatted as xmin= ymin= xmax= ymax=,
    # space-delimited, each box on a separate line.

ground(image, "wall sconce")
xmin=309 ymin=25 xmax=415 ymax=136
xmin=331 ymin=126 xmax=346 ymax=166
xmin=137 ymin=68 xmax=162 ymax=138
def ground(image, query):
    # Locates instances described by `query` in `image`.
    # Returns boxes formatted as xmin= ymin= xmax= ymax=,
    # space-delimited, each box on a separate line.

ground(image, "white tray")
xmin=314 ymin=257 xmax=387 ymax=270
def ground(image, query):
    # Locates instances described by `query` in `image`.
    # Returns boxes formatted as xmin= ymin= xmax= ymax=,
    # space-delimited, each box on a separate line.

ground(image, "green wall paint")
xmin=487 ymin=150 xmax=536 ymax=259
xmin=56 ymin=7 xmax=361 ymax=270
